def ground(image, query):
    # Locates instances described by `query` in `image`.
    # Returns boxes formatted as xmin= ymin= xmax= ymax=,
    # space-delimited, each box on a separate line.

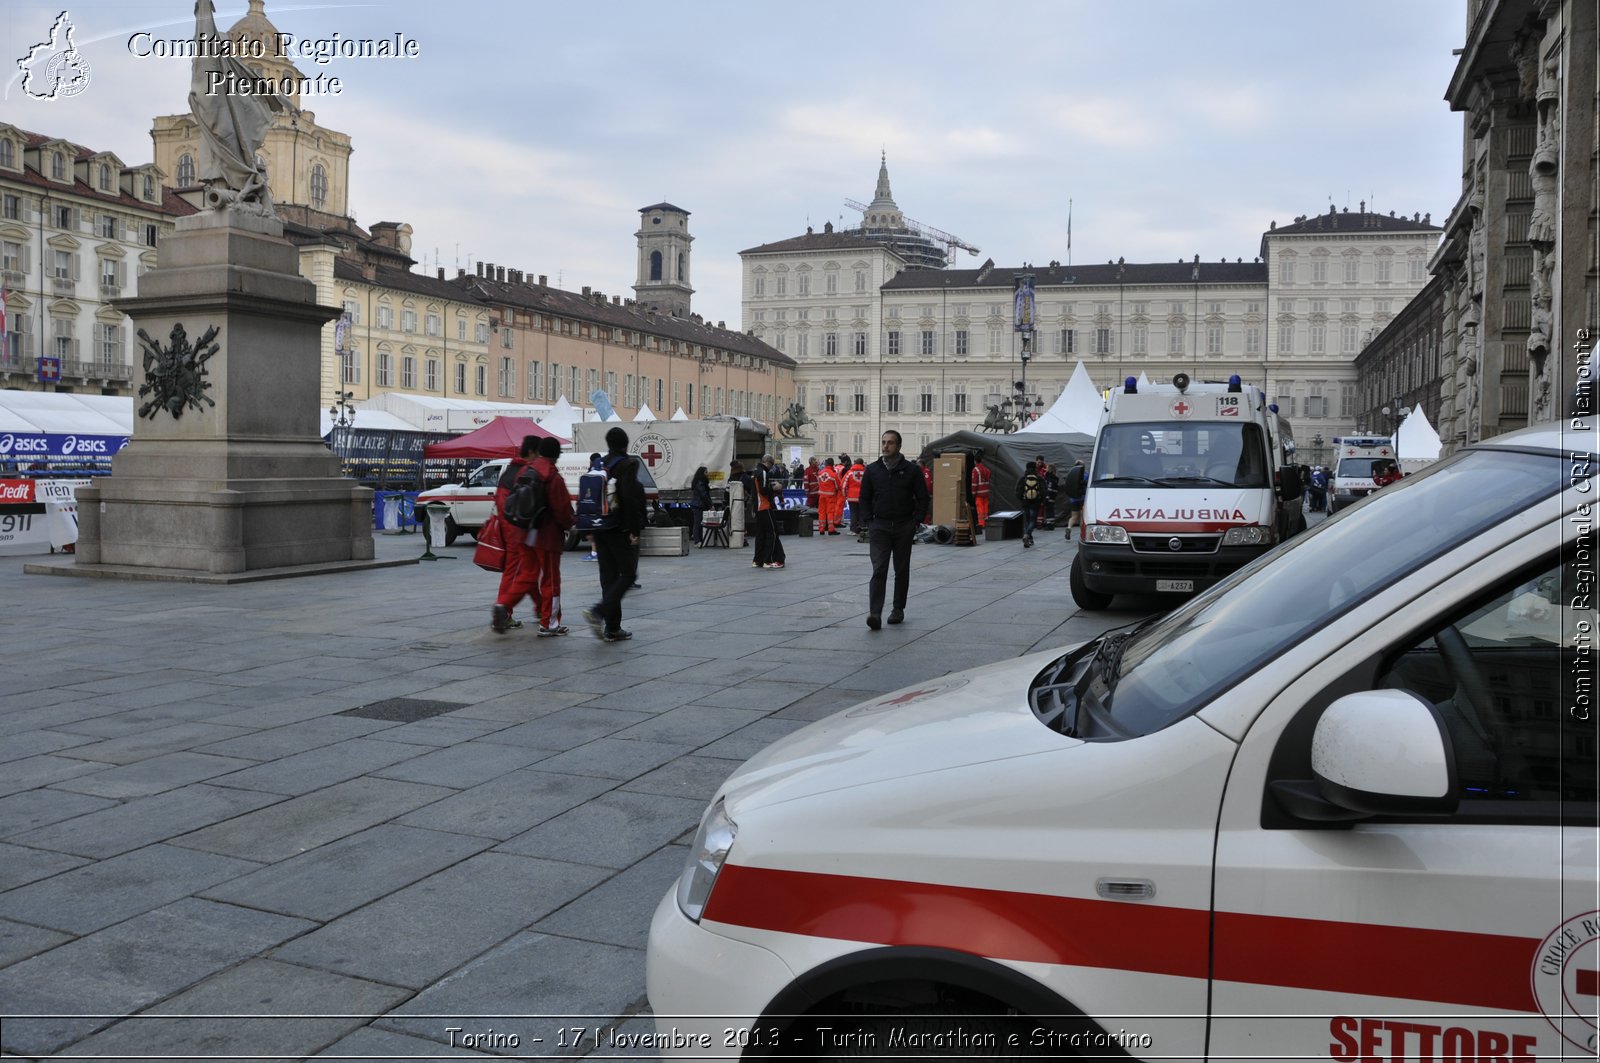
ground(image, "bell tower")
xmin=633 ymin=202 xmax=694 ymax=316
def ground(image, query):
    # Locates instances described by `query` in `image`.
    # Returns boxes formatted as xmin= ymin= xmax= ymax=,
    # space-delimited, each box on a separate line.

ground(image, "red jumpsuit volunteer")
xmin=970 ymin=456 xmax=992 ymax=531
xmin=816 ymin=458 xmax=843 ymax=534
xmin=523 ymin=435 xmax=575 ymax=635
xmin=491 ymin=438 xmax=536 ymax=631
xmin=803 ymin=458 xmax=821 ymax=512
xmin=843 ymin=458 xmax=866 ymax=533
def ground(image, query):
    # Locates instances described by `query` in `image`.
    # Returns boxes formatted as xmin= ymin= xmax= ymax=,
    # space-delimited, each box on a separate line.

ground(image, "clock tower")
xmin=633 ymin=202 xmax=694 ymax=316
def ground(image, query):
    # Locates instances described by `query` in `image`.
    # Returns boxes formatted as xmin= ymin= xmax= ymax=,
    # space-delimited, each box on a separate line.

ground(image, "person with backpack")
xmin=1062 ymin=458 xmax=1088 ymax=536
xmin=1015 ymin=461 xmax=1045 ymax=548
xmin=581 ymin=427 xmax=647 ymax=643
xmin=490 ymin=437 xmax=537 ymax=631
xmin=518 ymin=436 xmax=575 ymax=636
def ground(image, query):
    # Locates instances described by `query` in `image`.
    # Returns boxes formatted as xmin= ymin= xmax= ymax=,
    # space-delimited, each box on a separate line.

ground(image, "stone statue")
xmin=189 ymin=0 xmax=288 ymax=213
xmin=776 ymin=402 xmax=817 ymax=439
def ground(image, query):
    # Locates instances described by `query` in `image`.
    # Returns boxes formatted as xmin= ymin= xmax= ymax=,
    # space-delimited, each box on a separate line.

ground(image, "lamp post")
xmin=1190 ymin=254 xmax=1200 ymax=377
xmin=1116 ymin=257 xmax=1125 ymax=373
xmin=329 ymin=388 xmax=355 ymax=463
xmin=1310 ymin=432 xmax=1326 ymax=467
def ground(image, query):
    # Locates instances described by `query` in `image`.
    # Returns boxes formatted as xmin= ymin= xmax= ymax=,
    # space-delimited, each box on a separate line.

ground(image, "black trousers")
xmin=592 ymin=530 xmax=637 ymax=632
xmin=867 ymin=519 xmax=916 ymax=616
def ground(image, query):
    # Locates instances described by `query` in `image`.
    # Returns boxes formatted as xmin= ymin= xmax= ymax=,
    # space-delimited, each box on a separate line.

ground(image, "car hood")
xmin=719 ymin=648 xmax=1076 ymax=812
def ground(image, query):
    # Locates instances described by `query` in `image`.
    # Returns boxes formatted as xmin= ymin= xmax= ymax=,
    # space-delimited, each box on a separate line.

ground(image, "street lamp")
xmin=329 ymin=388 xmax=355 ymax=462
xmin=1190 ymin=254 xmax=1200 ymax=378
xmin=1310 ymin=432 xmax=1325 ymax=467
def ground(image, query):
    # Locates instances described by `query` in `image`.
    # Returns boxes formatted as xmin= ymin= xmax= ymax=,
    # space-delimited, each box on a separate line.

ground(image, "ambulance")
xmin=1330 ymin=435 xmax=1398 ymax=513
xmin=646 ymin=421 xmax=1596 ymax=1061
xmin=1070 ymin=373 xmax=1306 ymax=610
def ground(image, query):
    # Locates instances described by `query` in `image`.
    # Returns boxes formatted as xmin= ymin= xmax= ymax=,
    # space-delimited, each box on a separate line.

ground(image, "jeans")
xmin=867 ymin=519 xmax=916 ymax=616
xmin=1021 ymin=503 xmax=1040 ymax=540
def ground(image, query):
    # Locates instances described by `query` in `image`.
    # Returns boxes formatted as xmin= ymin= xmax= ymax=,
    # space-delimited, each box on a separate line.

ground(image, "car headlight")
xmin=676 ymin=798 xmax=737 ymax=922
xmin=1084 ymin=523 xmax=1129 ymax=544
xmin=1221 ymin=525 xmax=1275 ymax=546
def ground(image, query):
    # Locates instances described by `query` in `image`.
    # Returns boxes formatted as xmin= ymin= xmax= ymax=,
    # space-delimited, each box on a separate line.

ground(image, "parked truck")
xmin=571 ymin=416 xmax=770 ymax=504
xmin=1070 ymin=373 xmax=1305 ymax=610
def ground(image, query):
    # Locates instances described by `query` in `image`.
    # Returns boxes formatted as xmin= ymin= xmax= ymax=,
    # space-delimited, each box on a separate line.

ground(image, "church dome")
xmin=225 ymin=0 xmax=305 ymax=101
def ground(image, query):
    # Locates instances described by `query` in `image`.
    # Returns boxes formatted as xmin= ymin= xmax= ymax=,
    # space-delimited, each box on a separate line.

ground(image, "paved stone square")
xmin=1 ymin=522 xmax=1153 ymax=1058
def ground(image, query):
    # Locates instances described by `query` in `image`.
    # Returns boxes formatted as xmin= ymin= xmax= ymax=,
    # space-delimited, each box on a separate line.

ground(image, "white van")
xmin=647 ymin=421 xmax=1595 ymax=1060
xmin=414 ymin=454 xmax=658 ymax=547
xmin=1330 ymin=434 xmax=1398 ymax=512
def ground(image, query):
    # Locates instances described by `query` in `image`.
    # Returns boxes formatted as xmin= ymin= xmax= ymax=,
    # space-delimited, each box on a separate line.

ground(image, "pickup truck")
xmin=415 ymin=455 xmax=659 ymax=548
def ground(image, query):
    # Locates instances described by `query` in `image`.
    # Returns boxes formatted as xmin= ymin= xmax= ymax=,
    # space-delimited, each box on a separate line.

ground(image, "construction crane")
xmin=843 ymin=198 xmax=981 ymax=260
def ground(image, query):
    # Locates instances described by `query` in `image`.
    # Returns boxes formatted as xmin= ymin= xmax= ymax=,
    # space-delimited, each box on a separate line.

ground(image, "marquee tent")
xmin=421 ymin=416 xmax=566 ymax=460
xmin=917 ymin=428 xmax=1093 ymax=512
xmin=1018 ymin=361 xmax=1104 ymax=436
xmin=1396 ymin=404 xmax=1443 ymax=469
xmin=634 ymin=403 xmax=657 ymax=422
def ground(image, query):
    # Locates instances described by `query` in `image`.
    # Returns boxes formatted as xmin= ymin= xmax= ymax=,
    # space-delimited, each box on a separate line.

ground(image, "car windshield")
xmin=1092 ymin=422 xmax=1268 ymax=486
xmin=1101 ymin=447 xmax=1564 ymax=736
xmin=1336 ymin=456 xmax=1382 ymax=478
xmin=467 ymin=463 xmax=503 ymax=488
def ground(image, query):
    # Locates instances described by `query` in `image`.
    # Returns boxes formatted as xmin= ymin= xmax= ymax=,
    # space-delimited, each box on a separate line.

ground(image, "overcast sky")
xmin=5 ymin=1 xmax=1464 ymax=323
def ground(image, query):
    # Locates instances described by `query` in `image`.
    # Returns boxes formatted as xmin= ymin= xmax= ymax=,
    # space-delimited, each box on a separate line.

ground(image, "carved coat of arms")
xmin=136 ymin=323 xmax=220 ymax=420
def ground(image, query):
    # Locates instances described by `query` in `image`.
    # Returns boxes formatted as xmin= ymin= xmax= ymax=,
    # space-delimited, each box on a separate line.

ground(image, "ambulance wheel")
xmin=444 ymin=515 xmax=462 ymax=546
xmin=1070 ymin=555 xmax=1112 ymax=611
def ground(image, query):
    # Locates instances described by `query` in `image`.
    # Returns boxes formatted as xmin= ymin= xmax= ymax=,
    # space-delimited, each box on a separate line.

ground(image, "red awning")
xmin=421 ymin=416 xmax=568 ymax=459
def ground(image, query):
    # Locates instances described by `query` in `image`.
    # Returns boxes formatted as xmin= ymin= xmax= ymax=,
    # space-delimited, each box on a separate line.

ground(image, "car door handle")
xmin=1096 ymin=877 xmax=1155 ymax=900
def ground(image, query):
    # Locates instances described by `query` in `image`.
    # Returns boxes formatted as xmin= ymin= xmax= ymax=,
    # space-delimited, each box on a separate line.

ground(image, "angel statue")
xmin=188 ymin=0 xmax=290 ymax=213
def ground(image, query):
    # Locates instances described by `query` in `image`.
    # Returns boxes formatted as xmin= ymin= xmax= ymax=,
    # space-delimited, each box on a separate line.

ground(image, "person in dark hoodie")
xmin=581 ymin=426 xmax=648 ymax=642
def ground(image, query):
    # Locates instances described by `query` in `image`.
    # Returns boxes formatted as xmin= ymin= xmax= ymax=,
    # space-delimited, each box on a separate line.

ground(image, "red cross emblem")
xmin=1580 ymin=968 xmax=1599 ymax=997
xmin=1170 ymin=399 xmax=1192 ymax=417
xmin=639 ymin=444 xmax=665 ymax=467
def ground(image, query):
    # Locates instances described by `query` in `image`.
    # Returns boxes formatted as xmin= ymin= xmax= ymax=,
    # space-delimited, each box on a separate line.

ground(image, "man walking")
xmin=582 ymin=427 xmax=647 ymax=643
xmin=858 ymin=429 xmax=931 ymax=630
xmin=524 ymin=436 xmax=575 ymax=636
xmin=1062 ymin=458 xmax=1088 ymax=536
xmin=1016 ymin=460 xmax=1045 ymax=548
xmin=491 ymin=436 xmax=537 ymax=632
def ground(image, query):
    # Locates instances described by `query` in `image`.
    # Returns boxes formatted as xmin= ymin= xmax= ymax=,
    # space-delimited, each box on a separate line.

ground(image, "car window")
xmin=467 ymin=463 xmax=502 ymax=488
xmin=1380 ymin=549 xmax=1593 ymax=810
xmin=1108 ymin=448 xmax=1568 ymax=737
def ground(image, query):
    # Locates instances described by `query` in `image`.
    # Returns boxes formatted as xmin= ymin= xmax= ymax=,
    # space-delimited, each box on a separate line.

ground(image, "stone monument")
xmin=58 ymin=1 xmax=379 ymax=580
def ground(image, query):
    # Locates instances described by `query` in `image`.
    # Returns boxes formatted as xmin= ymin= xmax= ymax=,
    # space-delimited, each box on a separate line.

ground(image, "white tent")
xmin=0 ymin=390 xmax=133 ymax=434
xmin=670 ymin=406 xmax=689 ymax=421
xmin=634 ymin=403 xmax=656 ymax=422
xmin=538 ymin=395 xmax=581 ymax=439
xmin=1396 ymin=404 xmax=1443 ymax=469
xmin=318 ymin=408 xmax=422 ymax=436
xmin=1019 ymin=361 xmax=1102 ymax=436
xmin=1136 ymin=372 xmax=1151 ymax=389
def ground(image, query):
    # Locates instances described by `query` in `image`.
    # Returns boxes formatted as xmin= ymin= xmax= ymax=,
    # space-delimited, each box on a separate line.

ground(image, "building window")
xmin=425 ymin=313 xmax=440 ymax=336
xmin=2 ymin=194 xmax=18 ymax=221
xmin=853 ymin=332 xmax=867 ymax=356
xmin=825 ymin=271 xmax=838 ymax=294
xmin=458 ymin=318 xmax=467 ymax=340
xmin=823 ymin=385 xmax=837 ymax=412
xmin=0 ymin=140 xmax=12 ymax=169
xmin=853 ymin=385 xmax=866 ymax=413
xmin=775 ymin=275 xmax=786 ymax=296
xmin=51 ymin=151 xmax=65 ymax=180
xmin=1132 ymin=324 xmax=1148 ymax=354
xmin=454 ymin=362 xmax=467 ymax=394
xmin=1409 ymin=259 xmax=1426 ymax=282
xmin=53 ymin=204 xmax=73 ymax=229
xmin=1059 ymin=328 xmax=1075 ymax=355
xmin=1244 ymin=327 xmax=1260 ymax=354
xmin=1096 ymin=327 xmax=1112 ymax=355
xmin=401 ymin=309 xmax=417 ymax=333
xmin=97 ymin=323 xmax=122 ymax=364
xmin=1205 ymin=325 xmax=1222 ymax=355
xmin=310 ymin=163 xmax=327 ymax=209
xmin=500 ymin=357 xmax=515 ymax=396
xmin=1309 ymin=325 xmax=1326 ymax=354
xmin=99 ymin=214 xmax=116 ymax=238
xmin=342 ymin=347 xmax=360 ymax=383
xmin=1341 ymin=382 xmax=1356 ymax=416
xmin=402 ymin=356 xmax=416 ymax=389
xmin=475 ymin=322 xmax=489 ymax=344
xmin=855 ymin=269 xmax=867 ymax=292
xmin=886 ymin=384 xmax=901 ymax=413
xmin=1306 ymin=391 xmax=1326 ymax=418
xmin=886 ymin=330 xmax=901 ymax=357
xmin=177 ymin=154 xmax=195 ymax=186
xmin=919 ymin=384 xmax=934 ymax=413
xmin=920 ymin=330 xmax=935 ymax=356
xmin=2 ymin=238 xmax=25 ymax=274
xmin=1278 ymin=324 xmax=1294 ymax=354
xmin=1341 ymin=323 xmax=1359 ymax=353
xmin=1278 ymin=260 xmax=1294 ymax=284
xmin=52 ymin=249 xmax=76 ymax=280
xmin=1375 ymin=259 xmax=1392 ymax=283
xmin=475 ymin=364 xmax=487 ymax=395
xmin=342 ymin=299 xmax=360 ymax=324
xmin=954 ymin=330 xmax=968 ymax=356
xmin=825 ymin=332 xmax=838 ymax=357
xmin=953 ymin=388 xmax=968 ymax=414
xmin=798 ymin=272 xmax=810 ymax=296
xmin=1343 ymin=257 xmax=1359 ymax=283
xmin=1168 ymin=326 xmax=1185 ymax=354
xmin=376 ymin=351 xmax=392 ymax=387
xmin=375 ymin=304 xmax=393 ymax=329
xmin=1311 ymin=259 xmax=1327 ymax=283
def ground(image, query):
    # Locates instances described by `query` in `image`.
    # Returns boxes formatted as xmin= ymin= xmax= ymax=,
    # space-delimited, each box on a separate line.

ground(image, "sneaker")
xmin=582 ymin=553 xmax=598 ymax=561
xmin=603 ymin=629 xmax=633 ymax=642
xmin=866 ymin=614 xmax=882 ymax=631
xmin=581 ymin=607 xmax=605 ymax=640
xmin=1024 ymin=536 xmax=1033 ymax=548
xmin=507 ymin=618 xmax=524 ymax=629
xmin=491 ymin=604 xmax=510 ymax=633
xmin=753 ymin=562 xmax=764 ymax=569
xmin=537 ymin=625 xmax=569 ymax=637
xmin=765 ymin=562 xmax=785 ymax=569
xmin=887 ymin=609 xmax=904 ymax=625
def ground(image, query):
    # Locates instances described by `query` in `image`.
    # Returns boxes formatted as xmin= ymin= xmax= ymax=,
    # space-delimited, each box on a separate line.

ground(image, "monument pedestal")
xmin=64 ymin=211 xmax=381 ymax=579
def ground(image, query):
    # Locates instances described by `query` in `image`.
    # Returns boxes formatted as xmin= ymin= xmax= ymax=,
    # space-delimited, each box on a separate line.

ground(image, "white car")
xmin=415 ymin=455 xmax=659 ymax=547
xmin=647 ymin=422 xmax=1596 ymax=1060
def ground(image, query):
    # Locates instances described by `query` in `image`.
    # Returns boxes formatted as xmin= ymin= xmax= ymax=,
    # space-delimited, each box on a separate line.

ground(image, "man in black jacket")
xmin=857 ymin=429 xmax=931 ymax=630
xmin=582 ymin=426 xmax=647 ymax=642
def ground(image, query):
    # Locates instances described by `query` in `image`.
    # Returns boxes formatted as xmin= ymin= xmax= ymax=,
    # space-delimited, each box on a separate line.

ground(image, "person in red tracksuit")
xmin=816 ymin=458 xmax=843 ymax=534
xmin=491 ymin=437 xmax=537 ymax=631
xmin=843 ymin=458 xmax=866 ymax=534
xmin=803 ymin=457 xmax=821 ymax=513
xmin=970 ymin=455 xmax=992 ymax=531
xmin=521 ymin=436 xmax=575 ymax=636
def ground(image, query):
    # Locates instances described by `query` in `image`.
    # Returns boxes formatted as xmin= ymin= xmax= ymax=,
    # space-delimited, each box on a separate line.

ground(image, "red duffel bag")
xmin=473 ymin=514 xmax=507 ymax=572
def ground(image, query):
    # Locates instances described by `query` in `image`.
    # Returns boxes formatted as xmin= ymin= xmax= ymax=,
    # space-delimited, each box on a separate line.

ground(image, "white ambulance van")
xmin=1330 ymin=435 xmax=1398 ymax=513
xmin=647 ymin=421 xmax=1596 ymax=1061
xmin=1070 ymin=373 xmax=1305 ymax=610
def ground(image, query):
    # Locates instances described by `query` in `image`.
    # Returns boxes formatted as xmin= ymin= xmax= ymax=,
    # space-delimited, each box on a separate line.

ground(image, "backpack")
xmin=1064 ymin=465 xmax=1087 ymax=497
xmin=574 ymin=463 xmax=617 ymax=531
xmin=503 ymin=467 xmax=549 ymax=529
xmin=1021 ymin=474 xmax=1042 ymax=502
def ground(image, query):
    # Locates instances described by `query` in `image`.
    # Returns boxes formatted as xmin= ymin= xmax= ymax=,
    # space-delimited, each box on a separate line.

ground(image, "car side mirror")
xmin=1275 ymin=465 xmax=1304 ymax=500
xmin=1271 ymin=690 xmax=1459 ymax=822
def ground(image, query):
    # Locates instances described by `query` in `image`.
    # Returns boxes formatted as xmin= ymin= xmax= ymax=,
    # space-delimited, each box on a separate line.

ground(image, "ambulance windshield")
xmin=1092 ymin=422 xmax=1268 ymax=487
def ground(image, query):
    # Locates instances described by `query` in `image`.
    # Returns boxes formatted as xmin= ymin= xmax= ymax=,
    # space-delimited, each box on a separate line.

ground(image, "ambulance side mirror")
xmin=1269 ymin=690 xmax=1459 ymax=824
xmin=1274 ymin=465 xmax=1303 ymax=500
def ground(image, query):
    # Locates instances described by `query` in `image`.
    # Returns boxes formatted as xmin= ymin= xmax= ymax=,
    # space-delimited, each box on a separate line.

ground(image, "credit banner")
xmin=0 ymin=479 xmax=36 ymax=504
xmin=0 ymin=432 xmax=130 ymax=458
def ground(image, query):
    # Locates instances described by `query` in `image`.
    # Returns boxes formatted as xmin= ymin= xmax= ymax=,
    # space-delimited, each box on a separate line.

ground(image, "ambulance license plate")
xmin=1156 ymin=579 xmax=1194 ymax=593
